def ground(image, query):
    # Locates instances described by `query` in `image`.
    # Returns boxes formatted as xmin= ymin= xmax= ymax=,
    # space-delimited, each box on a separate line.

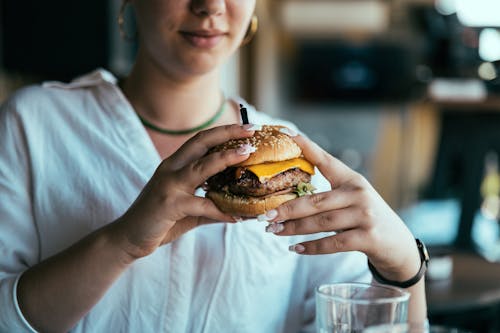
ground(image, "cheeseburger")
xmin=206 ymin=125 xmax=316 ymax=217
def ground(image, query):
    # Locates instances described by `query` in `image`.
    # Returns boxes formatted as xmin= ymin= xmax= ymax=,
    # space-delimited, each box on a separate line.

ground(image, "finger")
xmin=293 ymin=134 xmax=354 ymax=186
xmin=179 ymin=146 xmax=254 ymax=190
xmin=288 ymin=230 xmax=367 ymax=255
xmin=165 ymin=124 xmax=258 ymax=170
xmin=268 ymin=207 xmax=359 ymax=236
xmin=260 ymin=190 xmax=353 ymax=222
xmin=179 ymin=196 xmax=236 ymax=222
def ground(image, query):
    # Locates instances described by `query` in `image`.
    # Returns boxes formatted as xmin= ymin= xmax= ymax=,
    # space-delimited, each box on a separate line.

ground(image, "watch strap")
xmin=368 ymin=239 xmax=430 ymax=289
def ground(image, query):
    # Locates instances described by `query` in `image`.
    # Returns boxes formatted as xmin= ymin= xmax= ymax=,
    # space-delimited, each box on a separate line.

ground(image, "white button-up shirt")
xmin=0 ymin=69 xmax=369 ymax=333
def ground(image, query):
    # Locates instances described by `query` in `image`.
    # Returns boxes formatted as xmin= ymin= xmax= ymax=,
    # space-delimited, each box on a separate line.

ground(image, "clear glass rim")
xmin=316 ymin=282 xmax=411 ymax=305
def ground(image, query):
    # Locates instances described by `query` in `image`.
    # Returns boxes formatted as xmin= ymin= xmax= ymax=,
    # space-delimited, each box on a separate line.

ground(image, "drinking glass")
xmin=316 ymin=282 xmax=410 ymax=333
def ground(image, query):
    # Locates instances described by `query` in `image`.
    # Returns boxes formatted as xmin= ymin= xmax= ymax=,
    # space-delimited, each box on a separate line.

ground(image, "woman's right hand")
xmin=112 ymin=124 xmax=257 ymax=260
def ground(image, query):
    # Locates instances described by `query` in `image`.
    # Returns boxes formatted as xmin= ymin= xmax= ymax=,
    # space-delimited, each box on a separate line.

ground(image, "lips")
xmin=180 ymin=30 xmax=227 ymax=49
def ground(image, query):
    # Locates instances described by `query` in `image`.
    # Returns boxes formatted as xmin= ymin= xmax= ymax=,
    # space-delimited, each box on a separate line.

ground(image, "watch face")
xmin=417 ymin=239 xmax=430 ymax=263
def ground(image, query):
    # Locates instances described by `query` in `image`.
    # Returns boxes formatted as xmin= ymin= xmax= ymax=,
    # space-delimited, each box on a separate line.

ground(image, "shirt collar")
xmin=42 ymin=68 xmax=117 ymax=89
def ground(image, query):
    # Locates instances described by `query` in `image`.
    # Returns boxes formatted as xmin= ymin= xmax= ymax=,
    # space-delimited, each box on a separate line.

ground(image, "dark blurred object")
xmin=288 ymin=38 xmax=420 ymax=103
xmin=410 ymin=5 xmax=481 ymax=79
xmin=425 ymin=109 xmax=500 ymax=249
xmin=1 ymin=0 xmax=109 ymax=81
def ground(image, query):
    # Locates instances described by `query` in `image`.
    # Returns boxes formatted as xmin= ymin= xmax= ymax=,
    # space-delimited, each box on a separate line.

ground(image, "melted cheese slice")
xmin=244 ymin=158 xmax=315 ymax=183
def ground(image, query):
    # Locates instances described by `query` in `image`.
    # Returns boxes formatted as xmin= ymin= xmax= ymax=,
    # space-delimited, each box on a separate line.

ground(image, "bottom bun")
xmin=206 ymin=191 xmax=298 ymax=217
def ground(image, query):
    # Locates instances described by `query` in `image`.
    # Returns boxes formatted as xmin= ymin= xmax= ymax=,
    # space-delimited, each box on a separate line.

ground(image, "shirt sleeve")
xmin=0 ymin=94 xmax=41 ymax=332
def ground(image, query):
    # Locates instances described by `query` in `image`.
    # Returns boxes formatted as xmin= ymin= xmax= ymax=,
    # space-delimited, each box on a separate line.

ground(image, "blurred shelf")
xmin=431 ymin=95 xmax=500 ymax=111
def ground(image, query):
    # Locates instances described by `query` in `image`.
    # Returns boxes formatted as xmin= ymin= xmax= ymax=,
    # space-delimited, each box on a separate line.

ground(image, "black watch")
xmin=368 ymin=239 xmax=430 ymax=289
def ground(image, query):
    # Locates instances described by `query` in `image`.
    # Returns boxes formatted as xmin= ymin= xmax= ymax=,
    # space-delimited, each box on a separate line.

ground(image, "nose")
xmin=190 ymin=0 xmax=226 ymax=17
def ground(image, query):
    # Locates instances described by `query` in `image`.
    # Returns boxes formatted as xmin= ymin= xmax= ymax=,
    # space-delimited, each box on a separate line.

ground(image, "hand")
xmin=113 ymin=124 xmax=256 ymax=260
xmin=262 ymin=134 xmax=421 ymax=282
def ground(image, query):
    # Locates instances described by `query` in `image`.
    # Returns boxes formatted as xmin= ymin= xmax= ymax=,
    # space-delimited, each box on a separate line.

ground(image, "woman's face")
xmin=132 ymin=0 xmax=256 ymax=79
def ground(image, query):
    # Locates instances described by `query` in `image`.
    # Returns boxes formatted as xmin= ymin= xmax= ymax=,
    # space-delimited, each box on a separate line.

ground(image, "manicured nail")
xmin=257 ymin=209 xmax=278 ymax=222
xmin=242 ymin=124 xmax=262 ymax=131
xmin=236 ymin=144 xmax=257 ymax=155
xmin=279 ymin=127 xmax=298 ymax=137
xmin=265 ymin=223 xmax=284 ymax=233
xmin=289 ymin=244 xmax=305 ymax=253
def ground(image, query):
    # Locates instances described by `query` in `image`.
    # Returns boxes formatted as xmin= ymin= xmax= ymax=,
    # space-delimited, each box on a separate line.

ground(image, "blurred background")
xmin=2 ymin=0 xmax=500 ymax=332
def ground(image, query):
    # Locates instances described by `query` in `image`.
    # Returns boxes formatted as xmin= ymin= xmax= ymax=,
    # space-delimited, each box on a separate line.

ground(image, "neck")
xmin=122 ymin=49 xmax=224 ymax=130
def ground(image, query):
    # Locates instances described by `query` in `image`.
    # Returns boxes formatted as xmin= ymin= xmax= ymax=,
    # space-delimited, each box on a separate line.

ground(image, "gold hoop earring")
xmin=118 ymin=0 xmax=136 ymax=41
xmin=241 ymin=15 xmax=258 ymax=46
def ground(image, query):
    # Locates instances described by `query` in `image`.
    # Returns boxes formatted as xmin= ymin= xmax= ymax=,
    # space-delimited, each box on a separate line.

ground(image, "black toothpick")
xmin=239 ymin=104 xmax=249 ymax=125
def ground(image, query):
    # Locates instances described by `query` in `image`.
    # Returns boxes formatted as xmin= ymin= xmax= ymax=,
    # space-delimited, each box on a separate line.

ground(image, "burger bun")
xmin=206 ymin=190 xmax=297 ymax=217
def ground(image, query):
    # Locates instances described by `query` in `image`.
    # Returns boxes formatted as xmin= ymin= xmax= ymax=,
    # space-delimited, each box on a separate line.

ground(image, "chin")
xmin=185 ymin=42 xmax=240 ymax=75
xmin=206 ymin=125 xmax=316 ymax=217
xmin=174 ymin=55 xmax=224 ymax=78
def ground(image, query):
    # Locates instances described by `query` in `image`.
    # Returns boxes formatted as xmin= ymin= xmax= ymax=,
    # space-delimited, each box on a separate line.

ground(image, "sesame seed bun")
xmin=209 ymin=125 xmax=302 ymax=166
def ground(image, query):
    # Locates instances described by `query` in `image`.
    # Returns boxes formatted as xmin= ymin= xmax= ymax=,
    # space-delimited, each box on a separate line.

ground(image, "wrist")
xmin=375 ymin=251 xmax=421 ymax=282
xmin=101 ymin=221 xmax=140 ymax=266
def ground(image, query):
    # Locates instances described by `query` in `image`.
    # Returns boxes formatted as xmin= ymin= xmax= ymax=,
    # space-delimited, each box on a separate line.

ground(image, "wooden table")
xmin=427 ymin=252 xmax=500 ymax=313
xmin=426 ymin=252 xmax=500 ymax=332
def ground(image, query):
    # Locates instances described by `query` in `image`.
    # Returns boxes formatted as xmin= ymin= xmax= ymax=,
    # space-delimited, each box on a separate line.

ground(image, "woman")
xmin=0 ymin=0 xmax=427 ymax=332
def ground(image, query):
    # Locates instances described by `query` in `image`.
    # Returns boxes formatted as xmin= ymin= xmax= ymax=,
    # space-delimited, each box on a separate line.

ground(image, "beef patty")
xmin=206 ymin=167 xmax=311 ymax=197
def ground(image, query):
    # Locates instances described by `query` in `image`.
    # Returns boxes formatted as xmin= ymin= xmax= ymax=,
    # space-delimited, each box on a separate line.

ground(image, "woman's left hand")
xmin=261 ymin=133 xmax=421 ymax=282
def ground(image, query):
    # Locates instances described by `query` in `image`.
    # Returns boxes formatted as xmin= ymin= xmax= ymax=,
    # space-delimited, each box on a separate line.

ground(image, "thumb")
xmin=161 ymin=216 xmax=226 ymax=244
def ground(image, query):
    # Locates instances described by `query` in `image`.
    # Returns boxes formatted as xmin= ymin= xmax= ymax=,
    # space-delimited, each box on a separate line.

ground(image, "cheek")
xmin=230 ymin=2 xmax=256 ymax=37
xmin=134 ymin=1 xmax=180 ymax=37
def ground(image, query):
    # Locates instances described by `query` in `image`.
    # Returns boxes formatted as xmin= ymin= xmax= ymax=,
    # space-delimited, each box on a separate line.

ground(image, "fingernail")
xmin=242 ymin=124 xmax=262 ymax=131
xmin=232 ymin=216 xmax=244 ymax=223
xmin=257 ymin=209 xmax=278 ymax=222
xmin=236 ymin=144 xmax=257 ymax=155
xmin=279 ymin=127 xmax=298 ymax=137
xmin=265 ymin=223 xmax=284 ymax=233
xmin=289 ymin=244 xmax=305 ymax=253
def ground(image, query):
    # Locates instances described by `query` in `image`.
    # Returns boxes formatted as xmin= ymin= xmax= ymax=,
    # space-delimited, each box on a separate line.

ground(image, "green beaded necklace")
xmin=137 ymin=100 xmax=227 ymax=135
